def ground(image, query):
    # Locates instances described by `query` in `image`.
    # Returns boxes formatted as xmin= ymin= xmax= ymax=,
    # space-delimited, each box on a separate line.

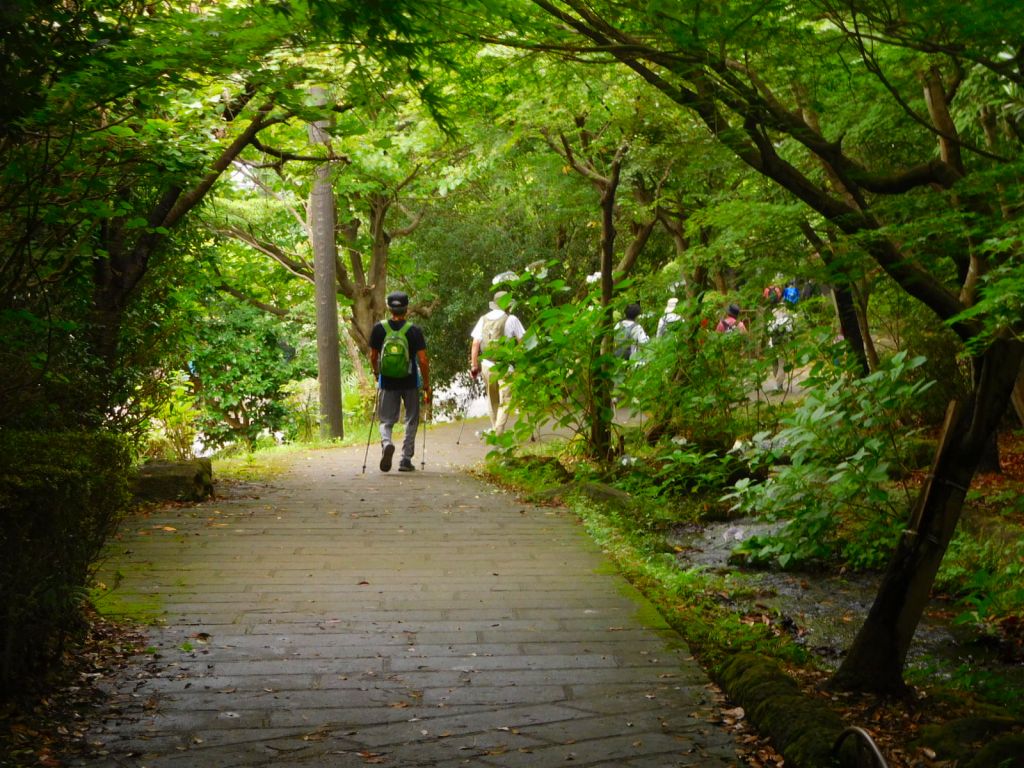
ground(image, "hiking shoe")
xmin=380 ymin=444 xmax=395 ymax=472
xmin=398 ymin=458 xmax=415 ymax=472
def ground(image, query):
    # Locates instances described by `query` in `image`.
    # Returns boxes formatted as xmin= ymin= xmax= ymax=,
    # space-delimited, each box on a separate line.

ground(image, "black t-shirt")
xmin=369 ymin=318 xmax=427 ymax=390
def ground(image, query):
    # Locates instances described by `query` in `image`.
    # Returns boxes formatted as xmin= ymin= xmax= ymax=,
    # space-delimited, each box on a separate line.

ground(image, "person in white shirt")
xmin=767 ymin=304 xmax=795 ymax=391
xmin=657 ymin=297 xmax=681 ymax=337
xmin=613 ymin=303 xmax=649 ymax=361
xmin=469 ymin=291 xmax=526 ymax=435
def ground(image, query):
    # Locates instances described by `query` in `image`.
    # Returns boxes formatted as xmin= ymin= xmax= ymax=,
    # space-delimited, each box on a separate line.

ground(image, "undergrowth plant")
xmin=142 ymin=371 xmax=199 ymax=460
xmin=491 ymin=272 xmax=633 ymax=456
xmin=726 ymin=348 xmax=934 ymax=570
xmin=620 ymin=294 xmax=772 ymax=452
xmin=936 ymin=533 xmax=1024 ymax=637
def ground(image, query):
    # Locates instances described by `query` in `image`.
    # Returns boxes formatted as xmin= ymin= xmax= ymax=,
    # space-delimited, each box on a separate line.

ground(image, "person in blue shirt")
xmin=783 ymin=280 xmax=800 ymax=305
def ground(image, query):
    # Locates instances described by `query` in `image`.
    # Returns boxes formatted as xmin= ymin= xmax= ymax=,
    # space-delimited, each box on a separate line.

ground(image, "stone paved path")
xmin=83 ymin=421 xmax=741 ymax=767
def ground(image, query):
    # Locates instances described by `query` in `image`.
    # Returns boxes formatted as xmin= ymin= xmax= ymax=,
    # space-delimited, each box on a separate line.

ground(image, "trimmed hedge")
xmin=0 ymin=430 xmax=132 ymax=695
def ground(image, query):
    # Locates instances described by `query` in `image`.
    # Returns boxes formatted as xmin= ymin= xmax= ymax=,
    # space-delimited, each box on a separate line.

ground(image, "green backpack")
xmin=380 ymin=321 xmax=413 ymax=379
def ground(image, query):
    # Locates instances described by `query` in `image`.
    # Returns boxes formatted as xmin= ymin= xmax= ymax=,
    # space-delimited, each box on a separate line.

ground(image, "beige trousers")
xmin=482 ymin=366 xmax=512 ymax=435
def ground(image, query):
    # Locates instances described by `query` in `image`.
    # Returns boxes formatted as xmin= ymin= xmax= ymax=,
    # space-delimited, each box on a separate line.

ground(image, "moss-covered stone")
xmin=572 ymin=481 xmax=633 ymax=509
xmin=534 ymin=479 xmax=634 ymax=510
xmin=132 ymin=458 xmax=213 ymax=502
xmin=715 ymin=652 xmax=845 ymax=768
xmin=499 ymin=454 xmax=572 ymax=484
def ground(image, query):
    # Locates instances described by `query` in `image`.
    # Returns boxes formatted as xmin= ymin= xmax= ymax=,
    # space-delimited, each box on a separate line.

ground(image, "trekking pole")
xmin=421 ymin=389 xmax=430 ymax=470
xmin=456 ymin=377 xmax=477 ymax=445
xmin=361 ymin=389 xmax=380 ymax=474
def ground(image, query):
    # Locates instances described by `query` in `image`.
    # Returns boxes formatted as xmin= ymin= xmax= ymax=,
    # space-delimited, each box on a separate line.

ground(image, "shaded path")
xmin=83 ymin=421 xmax=740 ymax=767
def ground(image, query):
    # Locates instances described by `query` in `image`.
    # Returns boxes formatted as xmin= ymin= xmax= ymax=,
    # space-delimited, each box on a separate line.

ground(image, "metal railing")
xmin=833 ymin=726 xmax=890 ymax=768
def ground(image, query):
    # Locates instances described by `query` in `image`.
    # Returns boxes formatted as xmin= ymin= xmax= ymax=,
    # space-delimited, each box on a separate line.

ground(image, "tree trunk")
xmin=309 ymin=166 xmax=344 ymax=439
xmin=828 ymin=283 xmax=870 ymax=377
xmin=89 ymin=93 xmax=265 ymax=375
xmin=1012 ymin=365 xmax=1024 ymax=428
xmin=972 ymin=358 xmax=1001 ymax=473
xmin=851 ymin=279 xmax=880 ymax=371
xmin=341 ymin=327 xmax=370 ymax=390
xmin=307 ymin=89 xmax=343 ymax=440
xmin=830 ymin=338 xmax=1024 ymax=693
xmin=590 ymin=149 xmax=624 ymax=461
xmin=799 ymin=221 xmax=870 ymax=376
xmin=338 ymin=190 xmax=408 ymax=357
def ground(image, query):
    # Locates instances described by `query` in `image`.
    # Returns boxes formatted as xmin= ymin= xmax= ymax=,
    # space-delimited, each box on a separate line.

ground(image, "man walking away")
xmin=369 ymin=291 xmax=431 ymax=472
xmin=469 ymin=290 xmax=526 ymax=436
xmin=656 ymin=297 xmax=681 ymax=337
xmin=614 ymin=303 xmax=649 ymax=361
xmin=767 ymin=303 xmax=794 ymax=391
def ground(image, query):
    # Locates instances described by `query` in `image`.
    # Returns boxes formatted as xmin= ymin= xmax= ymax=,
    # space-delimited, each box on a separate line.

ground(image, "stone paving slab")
xmin=79 ymin=421 xmax=740 ymax=766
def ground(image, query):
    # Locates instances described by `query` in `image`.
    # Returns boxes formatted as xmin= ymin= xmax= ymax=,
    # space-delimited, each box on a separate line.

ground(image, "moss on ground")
xmin=916 ymin=716 xmax=1024 ymax=764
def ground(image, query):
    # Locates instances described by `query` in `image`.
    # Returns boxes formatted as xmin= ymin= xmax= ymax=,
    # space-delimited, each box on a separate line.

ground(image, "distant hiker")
xmin=767 ymin=304 xmax=795 ymax=391
xmin=783 ymin=280 xmax=800 ymax=305
xmin=763 ymin=283 xmax=783 ymax=305
xmin=656 ymin=297 xmax=681 ymax=337
xmin=613 ymin=303 xmax=649 ymax=361
xmin=715 ymin=303 xmax=747 ymax=334
xmin=369 ymin=291 xmax=430 ymax=472
xmin=469 ymin=290 xmax=526 ymax=436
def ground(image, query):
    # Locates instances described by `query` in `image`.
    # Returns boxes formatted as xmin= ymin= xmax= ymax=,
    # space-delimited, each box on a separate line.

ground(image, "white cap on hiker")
xmin=490 ymin=291 xmax=508 ymax=311
xmin=492 ymin=270 xmax=518 ymax=286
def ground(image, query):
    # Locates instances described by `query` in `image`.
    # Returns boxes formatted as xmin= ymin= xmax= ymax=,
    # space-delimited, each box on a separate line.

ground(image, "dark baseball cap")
xmin=386 ymin=291 xmax=409 ymax=310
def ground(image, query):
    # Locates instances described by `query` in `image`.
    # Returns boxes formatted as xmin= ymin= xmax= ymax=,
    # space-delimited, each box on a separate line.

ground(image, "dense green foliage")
xmin=729 ymin=352 xmax=935 ymax=570
xmin=188 ymin=302 xmax=314 ymax=449
xmin=0 ymin=431 xmax=132 ymax=694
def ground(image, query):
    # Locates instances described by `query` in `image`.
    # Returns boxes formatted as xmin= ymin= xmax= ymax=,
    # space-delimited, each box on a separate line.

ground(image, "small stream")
xmin=668 ymin=518 xmax=1024 ymax=690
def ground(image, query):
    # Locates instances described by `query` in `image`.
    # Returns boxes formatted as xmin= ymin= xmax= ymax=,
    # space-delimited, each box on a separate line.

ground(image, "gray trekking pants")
xmin=378 ymin=388 xmax=420 ymax=460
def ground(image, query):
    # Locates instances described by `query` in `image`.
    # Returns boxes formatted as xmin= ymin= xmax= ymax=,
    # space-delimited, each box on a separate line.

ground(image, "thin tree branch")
xmin=216 ymin=282 xmax=291 ymax=317
xmin=216 ymin=225 xmax=314 ymax=282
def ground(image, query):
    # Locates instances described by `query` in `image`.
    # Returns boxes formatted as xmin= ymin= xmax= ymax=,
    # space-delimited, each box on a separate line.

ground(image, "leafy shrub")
xmin=142 ymin=371 xmax=199 ymax=460
xmin=499 ymin=279 xmax=775 ymax=462
xmin=621 ymin=294 xmax=773 ymax=451
xmin=614 ymin=441 xmax=754 ymax=504
xmin=726 ymin=350 xmax=933 ymax=569
xmin=280 ymin=378 xmax=321 ymax=443
xmin=494 ymin=273 xmax=617 ymax=453
xmin=936 ymin=533 xmax=1024 ymax=636
xmin=0 ymin=430 xmax=132 ymax=696
xmin=189 ymin=302 xmax=313 ymax=449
